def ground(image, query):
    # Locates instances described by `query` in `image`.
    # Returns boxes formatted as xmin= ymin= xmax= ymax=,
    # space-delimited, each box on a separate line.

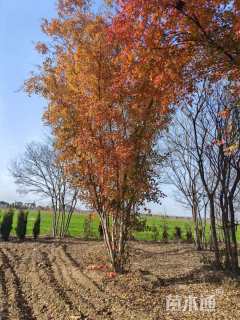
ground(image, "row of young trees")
xmin=149 ymin=224 xmax=193 ymax=242
xmin=21 ymin=0 xmax=240 ymax=272
xmin=0 ymin=210 xmax=41 ymax=241
xmin=83 ymin=213 xmax=193 ymax=242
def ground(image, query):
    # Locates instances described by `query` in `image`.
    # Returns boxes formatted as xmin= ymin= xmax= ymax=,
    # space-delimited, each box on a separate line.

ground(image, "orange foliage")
xmin=111 ymin=0 xmax=240 ymax=95
xmin=25 ymin=0 xmax=166 ymax=222
xmin=110 ymin=0 xmax=240 ymax=156
xmin=218 ymin=109 xmax=231 ymax=119
xmin=27 ymin=1 xmax=240 ymax=208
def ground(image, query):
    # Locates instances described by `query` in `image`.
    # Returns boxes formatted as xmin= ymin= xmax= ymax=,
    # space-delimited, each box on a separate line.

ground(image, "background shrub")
xmin=83 ymin=214 xmax=93 ymax=239
xmin=132 ymin=216 xmax=147 ymax=232
xmin=185 ymin=225 xmax=193 ymax=242
xmin=98 ymin=223 xmax=103 ymax=238
xmin=162 ymin=223 xmax=169 ymax=243
xmin=174 ymin=226 xmax=182 ymax=240
xmin=16 ymin=210 xmax=28 ymax=241
xmin=1 ymin=209 xmax=14 ymax=241
xmin=151 ymin=225 xmax=159 ymax=241
xmin=33 ymin=211 xmax=41 ymax=240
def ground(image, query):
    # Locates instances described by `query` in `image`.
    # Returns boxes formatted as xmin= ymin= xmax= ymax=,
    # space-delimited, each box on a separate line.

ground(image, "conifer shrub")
xmin=98 ymin=223 xmax=103 ymax=238
xmin=0 ymin=209 xmax=14 ymax=241
xmin=33 ymin=211 xmax=41 ymax=240
xmin=83 ymin=214 xmax=93 ymax=239
xmin=162 ymin=223 xmax=169 ymax=243
xmin=185 ymin=225 xmax=193 ymax=242
xmin=174 ymin=226 xmax=182 ymax=240
xmin=132 ymin=216 xmax=147 ymax=232
xmin=152 ymin=225 xmax=159 ymax=241
xmin=16 ymin=210 xmax=28 ymax=241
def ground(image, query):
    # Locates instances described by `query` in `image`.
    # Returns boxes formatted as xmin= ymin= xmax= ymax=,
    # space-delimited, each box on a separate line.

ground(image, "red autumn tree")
xmin=111 ymin=0 xmax=240 ymax=80
xmin=110 ymin=0 xmax=240 ymax=149
xmin=25 ymin=0 xmax=168 ymax=272
xmin=110 ymin=0 xmax=240 ymax=267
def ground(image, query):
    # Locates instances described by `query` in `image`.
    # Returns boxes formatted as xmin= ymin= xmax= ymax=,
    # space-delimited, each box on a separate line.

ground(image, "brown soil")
xmin=0 ymin=239 xmax=239 ymax=320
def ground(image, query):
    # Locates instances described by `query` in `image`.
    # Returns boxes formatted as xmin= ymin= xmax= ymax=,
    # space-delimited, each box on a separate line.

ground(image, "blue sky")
xmin=0 ymin=0 xmax=189 ymax=216
xmin=0 ymin=0 xmax=57 ymax=203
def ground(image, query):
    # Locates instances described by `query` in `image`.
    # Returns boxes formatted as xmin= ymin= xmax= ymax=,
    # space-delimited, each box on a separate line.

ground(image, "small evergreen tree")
xmin=83 ymin=214 xmax=93 ymax=239
xmin=152 ymin=225 xmax=159 ymax=241
xmin=33 ymin=211 xmax=41 ymax=240
xmin=162 ymin=223 xmax=169 ymax=243
xmin=174 ymin=226 xmax=182 ymax=240
xmin=98 ymin=223 xmax=103 ymax=238
xmin=132 ymin=215 xmax=147 ymax=232
xmin=185 ymin=225 xmax=193 ymax=242
xmin=0 ymin=209 xmax=14 ymax=241
xmin=16 ymin=210 xmax=28 ymax=241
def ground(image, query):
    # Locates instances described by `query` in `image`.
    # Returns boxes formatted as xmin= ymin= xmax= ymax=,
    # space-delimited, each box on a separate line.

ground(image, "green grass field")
xmin=0 ymin=209 xmax=235 ymax=241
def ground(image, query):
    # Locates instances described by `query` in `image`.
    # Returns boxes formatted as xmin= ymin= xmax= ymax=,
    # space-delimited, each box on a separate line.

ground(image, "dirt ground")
xmin=0 ymin=239 xmax=240 ymax=320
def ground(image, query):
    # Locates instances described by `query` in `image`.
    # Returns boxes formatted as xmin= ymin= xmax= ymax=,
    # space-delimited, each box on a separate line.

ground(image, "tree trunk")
xmin=209 ymin=196 xmax=221 ymax=268
xmin=228 ymin=196 xmax=239 ymax=272
xmin=220 ymin=191 xmax=232 ymax=269
xmin=192 ymin=204 xmax=202 ymax=250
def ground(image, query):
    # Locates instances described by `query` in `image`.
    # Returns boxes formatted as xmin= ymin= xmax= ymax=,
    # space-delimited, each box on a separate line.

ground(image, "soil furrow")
xmin=58 ymin=246 xmax=149 ymax=320
xmin=0 ymin=248 xmax=37 ymax=320
xmin=4 ymin=245 xmax=86 ymax=320
xmin=58 ymin=246 xmax=103 ymax=293
xmin=38 ymin=248 xmax=90 ymax=319
xmin=60 ymin=246 xmax=105 ymax=293
xmin=50 ymin=246 xmax=112 ymax=319
xmin=51 ymin=246 xmax=110 ymax=318
xmin=0 ymin=264 xmax=10 ymax=320
xmin=3 ymin=247 xmax=51 ymax=320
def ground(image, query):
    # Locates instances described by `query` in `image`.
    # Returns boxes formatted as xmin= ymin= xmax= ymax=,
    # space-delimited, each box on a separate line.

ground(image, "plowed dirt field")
xmin=0 ymin=240 xmax=239 ymax=320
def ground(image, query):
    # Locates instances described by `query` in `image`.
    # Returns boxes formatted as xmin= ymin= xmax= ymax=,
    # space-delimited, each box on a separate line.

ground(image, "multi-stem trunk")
xmin=100 ymin=210 xmax=129 ymax=273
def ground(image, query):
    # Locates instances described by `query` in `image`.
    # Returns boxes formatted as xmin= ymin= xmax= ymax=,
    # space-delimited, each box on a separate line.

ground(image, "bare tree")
xmin=180 ymin=81 xmax=240 ymax=271
xmin=10 ymin=141 xmax=78 ymax=238
xmin=214 ymin=87 xmax=240 ymax=271
xmin=165 ymin=114 xmax=207 ymax=250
